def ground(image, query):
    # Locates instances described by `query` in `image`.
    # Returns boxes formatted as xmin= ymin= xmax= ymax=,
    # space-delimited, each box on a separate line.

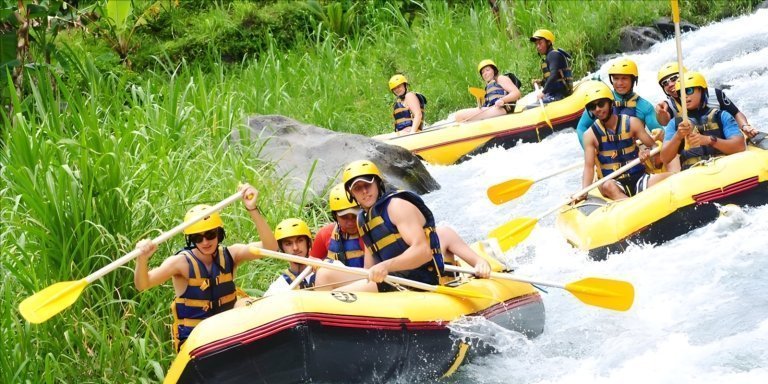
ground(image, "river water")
xmin=423 ymin=9 xmax=768 ymax=384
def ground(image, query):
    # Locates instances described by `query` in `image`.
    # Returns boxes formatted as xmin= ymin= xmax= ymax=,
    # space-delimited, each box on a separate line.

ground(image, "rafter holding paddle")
xmin=487 ymin=162 xmax=583 ymax=205
xmin=249 ymin=247 xmax=496 ymax=300
xmin=535 ymin=83 xmax=554 ymax=129
xmin=19 ymin=192 xmax=245 ymax=324
xmin=489 ymin=147 xmax=662 ymax=251
xmin=444 ymin=265 xmax=634 ymax=311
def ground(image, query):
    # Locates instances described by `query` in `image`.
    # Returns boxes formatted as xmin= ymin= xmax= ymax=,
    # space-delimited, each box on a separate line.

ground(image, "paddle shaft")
xmin=671 ymin=0 xmax=688 ymax=122
xmin=251 ymin=247 xmax=440 ymax=292
xmin=86 ymin=192 xmax=243 ymax=283
xmin=444 ymin=265 xmax=565 ymax=289
xmin=534 ymin=83 xmax=553 ymax=129
xmin=533 ymin=162 xmax=582 ymax=184
xmin=286 ymin=266 xmax=313 ymax=290
xmin=539 ymin=146 xmax=662 ymax=219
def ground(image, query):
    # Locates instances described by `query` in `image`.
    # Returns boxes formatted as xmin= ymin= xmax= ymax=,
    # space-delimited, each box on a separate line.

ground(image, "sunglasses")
xmin=586 ymin=99 xmax=611 ymax=111
xmin=188 ymin=229 xmax=218 ymax=244
xmin=660 ymin=75 xmax=679 ymax=87
xmin=684 ymin=87 xmax=697 ymax=95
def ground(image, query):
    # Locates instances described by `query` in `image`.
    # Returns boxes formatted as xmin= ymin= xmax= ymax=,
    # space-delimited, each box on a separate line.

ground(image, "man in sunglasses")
xmin=655 ymin=62 xmax=759 ymax=139
xmin=576 ymin=58 xmax=662 ymax=149
xmin=660 ymin=72 xmax=746 ymax=170
xmin=580 ymin=82 xmax=671 ymax=200
xmin=133 ymin=183 xmax=277 ymax=352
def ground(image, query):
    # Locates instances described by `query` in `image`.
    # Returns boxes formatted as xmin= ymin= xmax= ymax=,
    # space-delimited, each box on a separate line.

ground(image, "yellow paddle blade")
xmin=565 ymin=278 xmax=635 ymax=311
xmin=434 ymin=285 xmax=496 ymax=301
xmin=489 ymin=217 xmax=538 ymax=252
xmin=487 ymin=179 xmax=534 ymax=205
xmin=468 ymin=87 xmax=486 ymax=101
xmin=541 ymin=109 xmax=553 ymax=129
xmin=19 ymin=279 xmax=89 ymax=324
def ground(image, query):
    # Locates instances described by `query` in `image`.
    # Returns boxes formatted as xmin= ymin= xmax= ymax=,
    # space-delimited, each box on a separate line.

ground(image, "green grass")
xmin=1 ymin=1 xmax=760 ymax=382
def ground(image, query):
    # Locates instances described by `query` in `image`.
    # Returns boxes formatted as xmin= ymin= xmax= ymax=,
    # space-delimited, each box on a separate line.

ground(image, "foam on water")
xmin=422 ymin=10 xmax=768 ymax=384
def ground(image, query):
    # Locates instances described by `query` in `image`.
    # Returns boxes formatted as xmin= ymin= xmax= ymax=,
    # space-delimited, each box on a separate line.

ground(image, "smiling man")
xmin=576 ymin=58 xmax=662 ymax=148
xmin=580 ymin=82 xmax=671 ymax=201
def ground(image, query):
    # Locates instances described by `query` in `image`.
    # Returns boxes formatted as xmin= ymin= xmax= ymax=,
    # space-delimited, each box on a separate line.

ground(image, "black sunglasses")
xmin=586 ymin=99 xmax=610 ymax=111
xmin=660 ymin=75 xmax=679 ymax=87
xmin=188 ymin=229 xmax=218 ymax=244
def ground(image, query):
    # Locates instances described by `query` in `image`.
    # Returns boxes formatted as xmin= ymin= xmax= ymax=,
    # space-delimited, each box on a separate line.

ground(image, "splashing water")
xmin=423 ymin=10 xmax=768 ymax=384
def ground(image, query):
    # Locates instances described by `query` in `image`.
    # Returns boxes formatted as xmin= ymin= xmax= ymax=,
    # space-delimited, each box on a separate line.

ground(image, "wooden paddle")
xmin=19 ymin=192 xmax=244 ymax=324
xmin=287 ymin=266 xmax=313 ymax=290
xmin=489 ymin=147 xmax=662 ymax=251
xmin=249 ymin=247 xmax=495 ymax=300
xmin=534 ymin=83 xmax=554 ymax=129
xmin=487 ymin=162 xmax=583 ymax=205
xmin=444 ymin=265 xmax=634 ymax=311
xmin=671 ymin=0 xmax=688 ymax=123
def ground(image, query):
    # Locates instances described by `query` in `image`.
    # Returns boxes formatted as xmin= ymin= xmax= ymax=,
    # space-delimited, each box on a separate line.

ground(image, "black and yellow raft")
xmin=164 ymin=247 xmax=545 ymax=383
xmin=373 ymin=81 xmax=597 ymax=165
xmin=556 ymin=147 xmax=768 ymax=260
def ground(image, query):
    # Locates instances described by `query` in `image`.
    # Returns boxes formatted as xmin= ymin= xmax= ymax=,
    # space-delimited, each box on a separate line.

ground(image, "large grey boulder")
xmin=653 ymin=17 xmax=699 ymax=39
xmin=618 ymin=26 xmax=664 ymax=52
xmin=231 ymin=115 xmax=440 ymax=200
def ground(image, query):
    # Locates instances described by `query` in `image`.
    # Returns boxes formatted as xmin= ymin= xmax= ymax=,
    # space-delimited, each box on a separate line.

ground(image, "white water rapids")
xmin=422 ymin=9 xmax=768 ymax=384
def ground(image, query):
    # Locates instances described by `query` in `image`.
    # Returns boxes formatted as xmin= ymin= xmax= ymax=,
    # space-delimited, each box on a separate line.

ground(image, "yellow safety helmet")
xmin=657 ymin=61 xmax=688 ymax=84
xmin=477 ymin=59 xmax=498 ymax=75
xmin=329 ymin=183 xmax=358 ymax=212
xmin=274 ymin=218 xmax=312 ymax=242
xmin=583 ymin=82 xmax=615 ymax=106
xmin=388 ymin=74 xmax=408 ymax=90
xmin=608 ymin=58 xmax=639 ymax=79
xmin=675 ymin=71 xmax=708 ymax=91
xmin=342 ymin=160 xmax=383 ymax=190
xmin=183 ymin=205 xmax=223 ymax=235
xmin=529 ymin=29 xmax=555 ymax=43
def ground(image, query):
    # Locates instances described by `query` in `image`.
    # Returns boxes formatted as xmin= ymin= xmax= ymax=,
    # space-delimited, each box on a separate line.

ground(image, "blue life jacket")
xmin=614 ymin=92 xmax=639 ymax=117
xmin=280 ymin=268 xmax=315 ymax=289
xmin=540 ymin=48 xmax=574 ymax=96
xmin=327 ymin=223 xmax=365 ymax=268
xmin=591 ymin=114 xmax=645 ymax=181
xmin=172 ymin=246 xmax=237 ymax=352
xmin=483 ymin=80 xmax=507 ymax=107
xmin=393 ymin=92 xmax=426 ymax=132
xmin=357 ymin=190 xmax=444 ymax=285
xmin=678 ymin=108 xmax=724 ymax=169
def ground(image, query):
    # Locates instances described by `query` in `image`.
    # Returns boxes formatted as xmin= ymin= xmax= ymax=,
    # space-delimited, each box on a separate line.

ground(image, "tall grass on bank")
xmin=1 ymin=1 xmax=760 ymax=382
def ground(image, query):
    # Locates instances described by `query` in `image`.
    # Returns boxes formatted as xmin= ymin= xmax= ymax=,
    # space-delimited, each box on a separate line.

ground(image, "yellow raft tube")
xmin=556 ymin=147 xmax=768 ymax=260
xmin=373 ymin=81 xmax=599 ymax=165
xmin=164 ymin=242 xmax=545 ymax=384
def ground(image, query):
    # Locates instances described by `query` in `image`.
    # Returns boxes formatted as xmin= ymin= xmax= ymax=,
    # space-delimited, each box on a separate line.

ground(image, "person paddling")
xmin=655 ymin=62 xmax=760 ymax=139
xmin=577 ymin=58 xmax=662 ymax=148
xmin=660 ymin=72 xmax=746 ymax=170
xmin=311 ymin=184 xmax=491 ymax=289
xmin=580 ymin=83 xmax=671 ymax=200
xmin=263 ymin=218 xmax=317 ymax=295
xmin=134 ymin=183 xmax=278 ymax=352
xmin=454 ymin=59 xmax=521 ymax=123
xmin=389 ymin=74 xmax=426 ymax=135
xmin=530 ymin=29 xmax=573 ymax=103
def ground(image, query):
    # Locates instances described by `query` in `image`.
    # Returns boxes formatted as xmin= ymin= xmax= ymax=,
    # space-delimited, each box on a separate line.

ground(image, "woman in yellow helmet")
xmin=133 ymin=183 xmax=278 ymax=352
xmin=453 ymin=59 xmax=521 ymax=123
xmin=389 ymin=74 xmax=427 ymax=135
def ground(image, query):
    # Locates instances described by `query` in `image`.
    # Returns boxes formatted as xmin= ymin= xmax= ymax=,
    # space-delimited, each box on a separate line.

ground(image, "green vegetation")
xmin=1 ymin=0 xmax=761 ymax=382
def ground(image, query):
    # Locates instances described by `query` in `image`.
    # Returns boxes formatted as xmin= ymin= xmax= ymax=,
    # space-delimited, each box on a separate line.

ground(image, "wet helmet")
xmin=388 ymin=74 xmax=408 ymax=90
xmin=477 ymin=59 xmax=498 ymax=76
xmin=608 ymin=58 xmax=639 ymax=85
xmin=529 ymin=29 xmax=555 ymax=43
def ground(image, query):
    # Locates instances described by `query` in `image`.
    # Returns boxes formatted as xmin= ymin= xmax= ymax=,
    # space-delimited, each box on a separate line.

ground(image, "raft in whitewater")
xmin=372 ymin=81 xmax=599 ymax=165
xmin=556 ymin=146 xmax=768 ymax=260
xmin=164 ymin=244 xmax=545 ymax=383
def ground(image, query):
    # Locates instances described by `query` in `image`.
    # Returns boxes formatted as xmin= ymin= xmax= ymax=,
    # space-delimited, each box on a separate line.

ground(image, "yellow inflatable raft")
xmin=556 ymin=147 xmax=768 ymax=260
xmin=164 ymin=245 xmax=544 ymax=383
xmin=373 ymin=81 xmax=597 ymax=165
